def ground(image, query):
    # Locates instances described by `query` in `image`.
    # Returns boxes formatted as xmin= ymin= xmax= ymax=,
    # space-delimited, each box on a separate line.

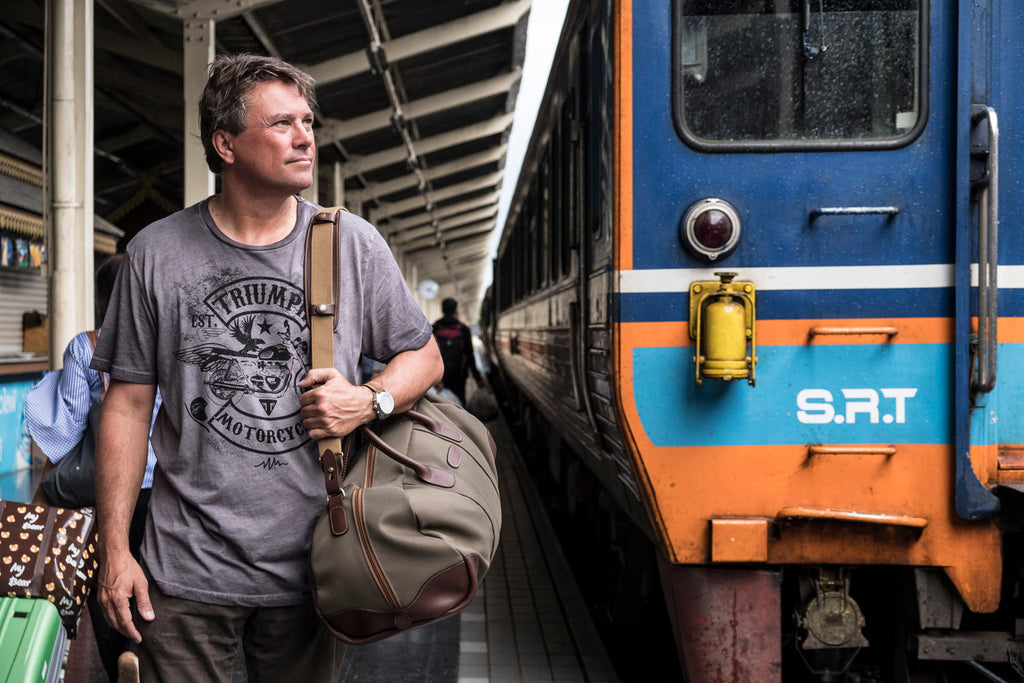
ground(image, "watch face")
xmin=378 ymin=390 xmax=395 ymax=415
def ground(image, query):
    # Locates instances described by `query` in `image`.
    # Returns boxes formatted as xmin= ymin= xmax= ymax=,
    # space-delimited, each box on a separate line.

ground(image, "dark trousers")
xmin=89 ymin=487 xmax=151 ymax=681
xmin=136 ymin=584 xmax=348 ymax=682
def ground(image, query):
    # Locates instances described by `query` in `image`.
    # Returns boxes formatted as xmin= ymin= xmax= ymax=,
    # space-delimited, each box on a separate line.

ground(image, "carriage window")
xmin=675 ymin=0 xmax=923 ymax=147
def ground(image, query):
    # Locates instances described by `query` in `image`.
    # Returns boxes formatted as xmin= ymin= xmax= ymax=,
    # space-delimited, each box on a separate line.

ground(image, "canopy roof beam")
xmin=389 ymin=205 xmax=498 ymax=246
xmin=336 ymin=111 xmax=514 ymax=178
xmin=345 ymin=144 xmax=506 ymax=205
xmin=369 ymin=169 xmax=503 ymax=220
xmin=302 ymin=0 xmax=530 ymax=86
xmin=377 ymin=188 xmax=501 ymax=235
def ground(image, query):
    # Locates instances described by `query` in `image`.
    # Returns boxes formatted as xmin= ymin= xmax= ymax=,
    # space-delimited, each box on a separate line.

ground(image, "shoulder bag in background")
xmin=39 ymin=330 xmax=105 ymax=509
xmin=304 ymin=207 xmax=502 ymax=644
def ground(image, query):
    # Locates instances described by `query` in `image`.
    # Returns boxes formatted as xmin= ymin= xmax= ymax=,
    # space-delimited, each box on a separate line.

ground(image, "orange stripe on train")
xmin=618 ymin=317 xmax=1024 ymax=348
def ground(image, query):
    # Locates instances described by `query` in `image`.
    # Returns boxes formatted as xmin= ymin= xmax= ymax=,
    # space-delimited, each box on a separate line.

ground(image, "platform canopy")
xmin=0 ymin=0 xmax=531 ymax=318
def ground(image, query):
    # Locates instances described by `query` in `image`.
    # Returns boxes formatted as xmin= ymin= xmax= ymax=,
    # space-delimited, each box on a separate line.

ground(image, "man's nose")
xmin=295 ymin=122 xmax=314 ymax=147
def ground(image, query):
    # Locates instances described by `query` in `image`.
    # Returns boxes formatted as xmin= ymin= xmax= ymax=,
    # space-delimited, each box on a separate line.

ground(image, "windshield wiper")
xmin=803 ymin=0 xmax=828 ymax=59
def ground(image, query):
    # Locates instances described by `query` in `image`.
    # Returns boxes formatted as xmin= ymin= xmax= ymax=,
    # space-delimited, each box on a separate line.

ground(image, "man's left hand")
xmin=298 ymin=368 xmax=373 ymax=440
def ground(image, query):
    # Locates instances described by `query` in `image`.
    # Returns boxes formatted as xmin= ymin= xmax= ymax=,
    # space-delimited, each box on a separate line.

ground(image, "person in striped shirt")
xmin=25 ymin=253 xmax=160 ymax=683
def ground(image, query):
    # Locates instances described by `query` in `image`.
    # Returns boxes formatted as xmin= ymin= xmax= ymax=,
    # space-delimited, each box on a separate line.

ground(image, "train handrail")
xmin=777 ymin=506 xmax=928 ymax=529
xmin=809 ymin=206 xmax=899 ymax=217
xmin=808 ymin=326 xmax=898 ymax=338
xmin=971 ymin=104 xmax=999 ymax=394
xmin=807 ymin=445 xmax=897 ymax=456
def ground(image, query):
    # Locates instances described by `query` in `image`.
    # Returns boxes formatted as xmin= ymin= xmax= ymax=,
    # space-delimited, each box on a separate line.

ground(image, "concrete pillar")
xmin=332 ymin=161 xmax=345 ymax=207
xmin=183 ymin=19 xmax=215 ymax=207
xmin=46 ymin=0 xmax=94 ymax=367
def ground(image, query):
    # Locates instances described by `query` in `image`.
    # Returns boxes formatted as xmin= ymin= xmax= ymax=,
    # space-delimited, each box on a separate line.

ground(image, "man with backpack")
xmin=432 ymin=298 xmax=481 ymax=406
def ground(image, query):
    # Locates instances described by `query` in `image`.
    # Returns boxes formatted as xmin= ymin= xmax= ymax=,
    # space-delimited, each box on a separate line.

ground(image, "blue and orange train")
xmin=484 ymin=0 xmax=1024 ymax=680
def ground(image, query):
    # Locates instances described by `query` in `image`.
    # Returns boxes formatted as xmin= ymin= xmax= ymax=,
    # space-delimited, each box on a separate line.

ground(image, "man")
xmin=92 ymin=54 xmax=442 ymax=682
xmin=432 ymin=297 xmax=481 ymax=406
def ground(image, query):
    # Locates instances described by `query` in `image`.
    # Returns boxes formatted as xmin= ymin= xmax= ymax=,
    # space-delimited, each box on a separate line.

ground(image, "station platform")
xmin=0 ymin=411 xmax=620 ymax=682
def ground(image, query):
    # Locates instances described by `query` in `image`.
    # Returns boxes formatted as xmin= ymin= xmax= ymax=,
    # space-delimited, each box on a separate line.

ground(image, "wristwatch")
xmin=365 ymin=382 xmax=394 ymax=420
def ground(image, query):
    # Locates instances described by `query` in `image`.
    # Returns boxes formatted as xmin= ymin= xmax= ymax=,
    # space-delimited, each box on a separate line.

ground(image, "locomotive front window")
xmin=674 ymin=0 xmax=924 ymax=149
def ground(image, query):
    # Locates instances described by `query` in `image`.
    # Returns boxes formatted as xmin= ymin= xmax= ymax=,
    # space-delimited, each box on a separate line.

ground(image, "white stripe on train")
xmin=617 ymin=264 xmax=1024 ymax=293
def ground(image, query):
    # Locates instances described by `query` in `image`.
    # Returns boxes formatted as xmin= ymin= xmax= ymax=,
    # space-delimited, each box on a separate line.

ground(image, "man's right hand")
xmin=97 ymin=550 xmax=155 ymax=643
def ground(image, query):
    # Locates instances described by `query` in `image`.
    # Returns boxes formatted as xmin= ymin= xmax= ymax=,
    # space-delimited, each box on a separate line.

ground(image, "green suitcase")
xmin=0 ymin=597 xmax=67 ymax=683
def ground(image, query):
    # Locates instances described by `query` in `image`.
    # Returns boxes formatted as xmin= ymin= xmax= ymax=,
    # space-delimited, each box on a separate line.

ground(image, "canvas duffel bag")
xmin=308 ymin=392 xmax=500 ymax=643
xmin=304 ymin=207 xmax=501 ymax=644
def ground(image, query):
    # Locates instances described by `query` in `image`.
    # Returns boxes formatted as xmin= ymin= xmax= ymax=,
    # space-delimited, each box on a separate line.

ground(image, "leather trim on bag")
xmin=446 ymin=444 xmax=462 ymax=468
xmin=321 ymin=556 xmax=480 ymax=644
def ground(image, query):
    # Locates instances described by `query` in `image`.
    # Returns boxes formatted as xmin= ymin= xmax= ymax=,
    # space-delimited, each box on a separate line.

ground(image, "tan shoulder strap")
xmin=303 ymin=207 xmax=346 ymax=460
xmin=304 ymin=206 xmax=345 ymax=336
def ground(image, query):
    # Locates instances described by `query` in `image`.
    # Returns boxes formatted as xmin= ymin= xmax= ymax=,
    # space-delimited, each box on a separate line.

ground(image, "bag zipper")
xmin=363 ymin=443 xmax=375 ymax=488
xmin=352 ymin=485 xmax=402 ymax=613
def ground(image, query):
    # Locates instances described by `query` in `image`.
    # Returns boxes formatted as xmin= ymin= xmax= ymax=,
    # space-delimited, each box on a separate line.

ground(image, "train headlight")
xmin=681 ymin=198 xmax=741 ymax=261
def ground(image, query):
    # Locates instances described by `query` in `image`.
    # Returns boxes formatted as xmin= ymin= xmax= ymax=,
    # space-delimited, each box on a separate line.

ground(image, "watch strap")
xmin=363 ymin=381 xmax=391 ymax=420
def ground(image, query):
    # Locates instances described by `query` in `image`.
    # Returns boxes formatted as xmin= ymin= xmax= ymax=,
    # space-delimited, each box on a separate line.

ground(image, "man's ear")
xmin=211 ymin=130 xmax=234 ymax=166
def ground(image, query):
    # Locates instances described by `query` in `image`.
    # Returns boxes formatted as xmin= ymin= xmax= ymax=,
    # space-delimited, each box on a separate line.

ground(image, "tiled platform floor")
xmin=459 ymin=414 xmax=618 ymax=682
xmin=1 ymin=410 xmax=619 ymax=682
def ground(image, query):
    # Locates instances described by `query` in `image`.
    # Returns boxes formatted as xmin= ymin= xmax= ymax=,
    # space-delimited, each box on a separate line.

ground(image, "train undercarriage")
xmin=496 ymin=383 xmax=1024 ymax=682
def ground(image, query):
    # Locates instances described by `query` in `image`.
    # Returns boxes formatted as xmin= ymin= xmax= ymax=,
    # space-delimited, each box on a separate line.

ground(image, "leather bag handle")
xmin=358 ymin=426 xmax=455 ymax=488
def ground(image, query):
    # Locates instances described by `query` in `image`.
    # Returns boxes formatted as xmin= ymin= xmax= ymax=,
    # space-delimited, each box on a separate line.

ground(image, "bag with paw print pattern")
xmin=0 ymin=501 xmax=99 ymax=638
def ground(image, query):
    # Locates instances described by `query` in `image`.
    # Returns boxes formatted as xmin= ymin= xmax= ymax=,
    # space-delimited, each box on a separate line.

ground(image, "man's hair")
xmin=95 ymin=254 xmax=124 ymax=322
xmin=198 ymin=53 xmax=317 ymax=173
xmin=442 ymin=298 xmax=458 ymax=316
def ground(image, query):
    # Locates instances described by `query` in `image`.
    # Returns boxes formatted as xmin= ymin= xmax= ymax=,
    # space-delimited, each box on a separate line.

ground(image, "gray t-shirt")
xmin=92 ymin=197 xmax=432 ymax=606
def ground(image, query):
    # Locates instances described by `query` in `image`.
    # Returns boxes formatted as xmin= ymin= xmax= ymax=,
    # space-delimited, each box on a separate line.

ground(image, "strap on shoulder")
xmin=303 ymin=206 xmax=345 ymax=460
xmin=303 ymin=207 xmax=345 ymax=332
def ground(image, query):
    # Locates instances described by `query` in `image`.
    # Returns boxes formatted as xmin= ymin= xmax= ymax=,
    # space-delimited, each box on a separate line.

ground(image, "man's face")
xmin=227 ymin=80 xmax=315 ymax=194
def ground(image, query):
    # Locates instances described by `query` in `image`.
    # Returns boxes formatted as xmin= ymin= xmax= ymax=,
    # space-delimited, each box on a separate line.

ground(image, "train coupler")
xmin=795 ymin=568 xmax=868 ymax=651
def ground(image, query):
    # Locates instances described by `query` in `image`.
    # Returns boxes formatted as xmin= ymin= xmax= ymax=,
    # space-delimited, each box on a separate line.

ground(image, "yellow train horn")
xmin=689 ymin=272 xmax=757 ymax=386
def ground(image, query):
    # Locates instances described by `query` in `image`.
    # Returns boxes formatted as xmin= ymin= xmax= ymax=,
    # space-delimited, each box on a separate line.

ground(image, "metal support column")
xmin=46 ymin=0 xmax=94 ymax=366
xmin=183 ymin=19 xmax=215 ymax=207
xmin=332 ymin=161 xmax=345 ymax=207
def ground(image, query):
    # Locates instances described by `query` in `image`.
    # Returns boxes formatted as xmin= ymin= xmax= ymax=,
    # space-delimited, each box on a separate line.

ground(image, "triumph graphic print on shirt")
xmin=175 ymin=276 xmax=310 ymax=455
